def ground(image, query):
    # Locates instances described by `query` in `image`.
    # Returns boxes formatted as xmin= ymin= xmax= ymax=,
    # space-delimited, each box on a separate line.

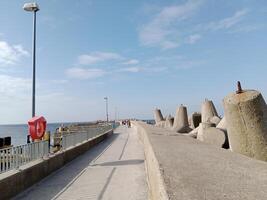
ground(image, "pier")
xmin=13 ymin=126 xmax=147 ymax=200
xmin=1 ymin=1 xmax=267 ymax=199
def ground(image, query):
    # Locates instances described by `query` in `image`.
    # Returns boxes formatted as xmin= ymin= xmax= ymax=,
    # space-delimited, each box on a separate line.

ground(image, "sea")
xmin=0 ymin=123 xmax=71 ymax=146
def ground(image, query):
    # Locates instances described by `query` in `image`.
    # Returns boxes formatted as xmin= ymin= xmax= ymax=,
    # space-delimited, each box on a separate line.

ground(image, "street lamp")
xmin=23 ymin=2 xmax=40 ymax=117
xmin=104 ymin=97 xmax=109 ymax=123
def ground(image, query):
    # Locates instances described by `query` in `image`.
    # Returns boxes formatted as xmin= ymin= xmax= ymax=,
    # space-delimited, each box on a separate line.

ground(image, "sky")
xmin=0 ymin=0 xmax=267 ymax=124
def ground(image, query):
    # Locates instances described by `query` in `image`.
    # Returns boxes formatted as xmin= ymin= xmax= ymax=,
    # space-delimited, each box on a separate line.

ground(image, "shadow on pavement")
xmin=92 ymin=159 xmax=144 ymax=167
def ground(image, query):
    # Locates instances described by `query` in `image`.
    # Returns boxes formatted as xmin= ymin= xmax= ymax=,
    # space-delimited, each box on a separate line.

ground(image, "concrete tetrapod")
xmin=223 ymin=89 xmax=267 ymax=161
xmin=154 ymin=108 xmax=164 ymax=126
xmin=190 ymin=112 xmax=202 ymax=129
xmin=197 ymin=122 xmax=228 ymax=148
xmin=165 ymin=115 xmax=174 ymax=129
xmin=197 ymin=122 xmax=215 ymax=141
xmin=202 ymin=127 xmax=229 ymax=148
xmin=187 ymin=126 xmax=199 ymax=138
xmin=201 ymin=99 xmax=218 ymax=123
xmin=172 ymin=105 xmax=192 ymax=133
xmin=209 ymin=116 xmax=221 ymax=126
xmin=216 ymin=117 xmax=227 ymax=132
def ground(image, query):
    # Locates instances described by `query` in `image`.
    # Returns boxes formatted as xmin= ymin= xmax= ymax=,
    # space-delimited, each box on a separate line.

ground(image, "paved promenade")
xmin=14 ymin=126 xmax=147 ymax=200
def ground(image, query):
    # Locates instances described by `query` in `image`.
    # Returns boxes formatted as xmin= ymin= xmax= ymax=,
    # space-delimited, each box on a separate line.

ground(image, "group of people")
xmin=122 ymin=120 xmax=131 ymax=128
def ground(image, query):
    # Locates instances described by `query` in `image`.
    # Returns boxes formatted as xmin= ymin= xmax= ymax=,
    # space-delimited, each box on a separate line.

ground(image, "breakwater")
xmin=153 ymin=83 xmax=267 ymax=162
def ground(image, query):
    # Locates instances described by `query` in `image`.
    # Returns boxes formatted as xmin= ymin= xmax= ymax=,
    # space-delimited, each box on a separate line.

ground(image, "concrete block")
xmin=223 ymin=89 xmax=267 ymax=161
xmin=164 ymin=115 xmax=174 ymax=128
xmin=190 ymin=112 xmax=201 ymax=129
xmin=202 ymin=127 xmax=229 ymax=148
xmin=172 ymin=105 xmax=192 ymax=133
xmin=154 ymin=108 xmax=164 ymax=125
xmin=156 ymin=121 xmax=166 ymax=128
xmin=216 ymin=117 xmax=227 ymax=132
xmin=187 ymin=127 xmax=199 ymax=138
xmin=201 ymin=99 xmax=218 ymax=123
xmin=197 ymin=122 xmax=215 ymax=141
xmin=209 ymin=116 xmax=221 ymax=126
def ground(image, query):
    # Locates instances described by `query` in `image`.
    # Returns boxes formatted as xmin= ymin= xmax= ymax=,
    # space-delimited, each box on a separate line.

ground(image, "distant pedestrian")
xmin=127 ymin=120 xmax=131 ymax=128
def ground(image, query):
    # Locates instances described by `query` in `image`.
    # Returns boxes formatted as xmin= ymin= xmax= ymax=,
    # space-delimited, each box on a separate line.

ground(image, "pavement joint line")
xmin=97 ymin=167 xmax=117 ymax=200
xmin=118 ymin=128 xmax=130 ymax=160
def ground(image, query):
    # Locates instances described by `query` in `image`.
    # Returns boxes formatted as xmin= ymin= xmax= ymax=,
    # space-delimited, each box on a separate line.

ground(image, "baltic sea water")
xmin=0 ymin=123 xmax=70 ymax=146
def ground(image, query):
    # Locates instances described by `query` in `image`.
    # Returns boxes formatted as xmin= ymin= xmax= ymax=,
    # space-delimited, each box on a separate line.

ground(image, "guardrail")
xmin=0 ymin=140 xmax=49 ymax=174
xmin=112 ymin=122 xmax=120 ymax=129
xmin=61 ymin=124 xmax=113 ymax=150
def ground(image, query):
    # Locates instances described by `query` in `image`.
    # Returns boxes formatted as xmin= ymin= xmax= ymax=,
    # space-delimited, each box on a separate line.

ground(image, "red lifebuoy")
xmin=28 ymin=116 xmax=47 ymax=140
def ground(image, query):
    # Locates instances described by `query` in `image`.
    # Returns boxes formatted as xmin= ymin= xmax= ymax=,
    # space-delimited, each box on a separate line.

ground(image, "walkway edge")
xmin=133 ymin=121 xmax=169 ymax=200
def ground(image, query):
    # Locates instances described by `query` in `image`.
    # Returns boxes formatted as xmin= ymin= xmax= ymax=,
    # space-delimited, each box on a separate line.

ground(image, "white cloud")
xmin=206 ymin=9 xmax=248 ymax=31
xmin=148 ymin=67 xmax=168 ymax=72
xmin=139 ymin=2 xmax=252 ymax=49
xmin=78 ymin=52 xmax=123 ymax=65
xmin=186 ymin=34 xmax=202 ymax=44
xmin=119 ymin=67 xmax=141 ymax=73
xmin=51 ymin=79 xmax=68 ymax=84
xmin=0 ymin=41 xmax=29 ymax=66
xmin=122 ymin=59 xmax=139 ymax=65
xmin=66 ymin=67 xmax=106 ymax=79
xmin=229 ymin=24 xmax=264 ymax=33
xmin=161 ymin=40 xmax=180 ymax=49
xmin=139 ymin=0 xmax=203 ymax=49
xmin=0 ymin=74 xmax=31 ymax=97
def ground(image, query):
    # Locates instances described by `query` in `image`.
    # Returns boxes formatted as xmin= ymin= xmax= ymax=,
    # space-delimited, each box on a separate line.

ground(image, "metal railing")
xmin=61 ymin=124 xmax=112 ymax=150
xmin=112 ymin=122 xmax=120 ymax=129
xmin=0 ymin=140 xmax=49 ymax=174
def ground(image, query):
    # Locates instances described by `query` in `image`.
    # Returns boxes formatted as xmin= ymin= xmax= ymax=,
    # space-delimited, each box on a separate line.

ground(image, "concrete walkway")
xmin=14 ymin=126 xmax=148 ymax=200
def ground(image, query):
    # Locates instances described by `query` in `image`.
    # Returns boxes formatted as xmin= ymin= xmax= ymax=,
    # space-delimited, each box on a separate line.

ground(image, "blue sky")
xmin=0 ymin=0 xmax=267 ymax=124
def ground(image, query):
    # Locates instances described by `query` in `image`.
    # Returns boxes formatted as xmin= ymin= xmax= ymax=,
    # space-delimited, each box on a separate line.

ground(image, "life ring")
xmin=28 ymin=116 xmax=47 ymax=140
xmin=36 ymin=120 xmax=45 ymax=138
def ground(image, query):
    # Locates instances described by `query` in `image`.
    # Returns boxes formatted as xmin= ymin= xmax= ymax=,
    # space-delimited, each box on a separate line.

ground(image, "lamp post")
xmin=104 ymin=97 xmax=109 ymax=123
xmin=23 ymin=2 xmax=40 ymax=117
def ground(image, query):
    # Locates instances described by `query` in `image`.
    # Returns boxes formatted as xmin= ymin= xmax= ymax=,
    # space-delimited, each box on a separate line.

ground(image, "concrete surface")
xmin=135 ymin=121 xmax=267 ymax=200
xmin=224 ymin=90 xmax=267 ymax=161
xmin=14 ymin=126 xmax=148 ymax=200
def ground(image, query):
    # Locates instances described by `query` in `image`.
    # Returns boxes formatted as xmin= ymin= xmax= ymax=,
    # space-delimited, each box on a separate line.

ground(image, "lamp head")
xmin=23 ymin=2 xmax=40 ymax=12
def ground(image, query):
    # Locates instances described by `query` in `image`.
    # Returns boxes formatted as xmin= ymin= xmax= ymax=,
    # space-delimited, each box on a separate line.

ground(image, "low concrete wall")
xmin=133 ymin=121 xmax=168 ymax=200
xmin=0 ymin=130 xmax=113 ymax=200
xmin=133 ymin=121 xmax=267 ymax=200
